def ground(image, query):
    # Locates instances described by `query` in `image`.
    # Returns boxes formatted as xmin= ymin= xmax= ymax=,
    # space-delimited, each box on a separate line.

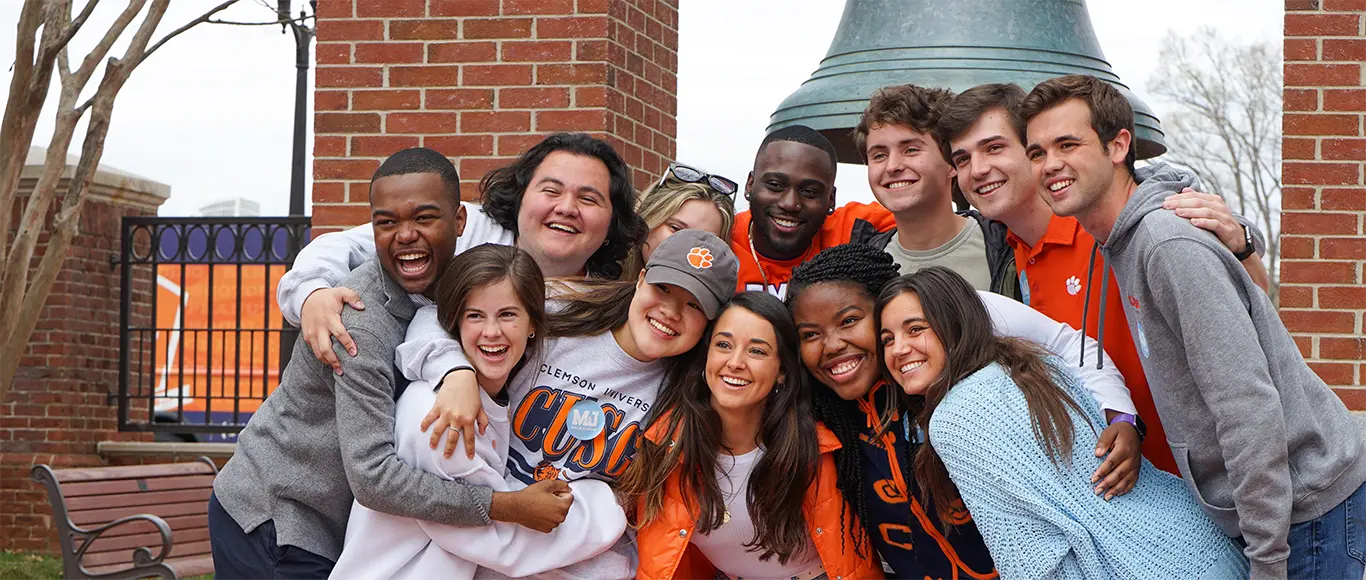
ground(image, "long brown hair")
xmin=434 ymin=244 xmax=546 ymax=377
xmin=876 ymin=267 xmax=1088 ymax=526
xmin=618 ymin=292 xmax=819 ymax=564
xmin=543 ymin=278 xmax=636 ymax=338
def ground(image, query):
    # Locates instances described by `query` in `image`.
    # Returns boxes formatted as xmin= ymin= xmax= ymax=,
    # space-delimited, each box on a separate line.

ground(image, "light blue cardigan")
xmin=928 ymin=361 xmax=1249 ymax=580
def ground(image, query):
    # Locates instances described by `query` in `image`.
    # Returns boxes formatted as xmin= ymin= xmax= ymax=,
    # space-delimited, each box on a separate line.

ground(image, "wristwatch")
xmin=1231 ymin=224 xmax=1256 ymax=262
xmin=1108 ymin=413 xmax=1148 ymax=442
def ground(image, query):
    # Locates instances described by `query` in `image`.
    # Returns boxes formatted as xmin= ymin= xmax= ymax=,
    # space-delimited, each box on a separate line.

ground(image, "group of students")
xmin=206 ymin=74 xmax=1366 ymax=580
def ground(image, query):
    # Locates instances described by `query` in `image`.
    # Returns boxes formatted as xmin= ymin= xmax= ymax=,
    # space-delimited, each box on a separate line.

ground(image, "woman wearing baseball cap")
xmin=392 ymin=229 xmax=740 ymax=579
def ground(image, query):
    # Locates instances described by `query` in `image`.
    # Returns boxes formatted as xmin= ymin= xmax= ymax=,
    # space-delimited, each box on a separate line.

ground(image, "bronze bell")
xmin=770 ymin=0 xmax=1165 ymax=164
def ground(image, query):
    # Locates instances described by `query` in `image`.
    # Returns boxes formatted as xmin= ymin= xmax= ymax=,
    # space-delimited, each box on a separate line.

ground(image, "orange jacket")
xmin=635 ymin=422 xmax=884 ymax=580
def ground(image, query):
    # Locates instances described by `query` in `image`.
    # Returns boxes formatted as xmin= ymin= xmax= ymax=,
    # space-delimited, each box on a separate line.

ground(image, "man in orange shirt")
xmin=732 ymin=125 xmax=896 ymax=298
xmin=937 ymin=82 xmax=1270 ymax=477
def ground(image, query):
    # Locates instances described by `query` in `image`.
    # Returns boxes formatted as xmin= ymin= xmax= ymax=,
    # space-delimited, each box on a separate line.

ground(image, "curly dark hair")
xmin=784 ymin=243 xmax=903 ymax=559
xmin=477 ymin=132 xmax=648 ymax=279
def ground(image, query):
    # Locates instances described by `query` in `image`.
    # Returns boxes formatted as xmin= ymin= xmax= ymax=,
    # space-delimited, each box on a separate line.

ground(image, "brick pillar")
xmin=1281 ymin=1 xmax=1366 ymax=408
xmin=311 ymin=0 xmax=679 ymax=236
xmin=0 ymin=152 xmax=166 ymax=552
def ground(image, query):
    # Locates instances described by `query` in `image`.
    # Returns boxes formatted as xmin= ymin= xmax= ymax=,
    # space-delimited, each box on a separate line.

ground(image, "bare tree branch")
xmin=142 ymin=0 xmax=241 ymax=63
xmin=208 ymin=14 xmax=313 ymax=27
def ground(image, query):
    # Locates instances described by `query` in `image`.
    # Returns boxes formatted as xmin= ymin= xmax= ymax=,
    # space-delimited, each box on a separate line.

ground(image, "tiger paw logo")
xmin=533 ymin=461 xmax=561 ymax=481
xmin=687 ymin=247 xmax=714 ymax=269
xmin=1066 ymin=276 xmax=1082 ymax=296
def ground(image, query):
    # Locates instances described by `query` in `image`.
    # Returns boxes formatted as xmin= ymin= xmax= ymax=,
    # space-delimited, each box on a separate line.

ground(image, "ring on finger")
xmin=447 ymin=426 xmax=461 ymax=432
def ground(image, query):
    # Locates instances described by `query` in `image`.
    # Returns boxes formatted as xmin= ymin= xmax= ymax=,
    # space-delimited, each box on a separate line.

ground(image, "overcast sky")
xmin=0 ymin=0 xmax=1283 ymax=217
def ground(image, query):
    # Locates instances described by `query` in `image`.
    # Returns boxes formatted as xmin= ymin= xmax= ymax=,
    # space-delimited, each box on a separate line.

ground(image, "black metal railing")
xmin=117 ymin=216 xmax=310 ymax=440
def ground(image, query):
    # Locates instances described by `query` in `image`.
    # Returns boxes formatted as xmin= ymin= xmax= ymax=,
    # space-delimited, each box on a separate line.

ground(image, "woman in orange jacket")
xmin=619 ymin=291 xmax=883 ymax=580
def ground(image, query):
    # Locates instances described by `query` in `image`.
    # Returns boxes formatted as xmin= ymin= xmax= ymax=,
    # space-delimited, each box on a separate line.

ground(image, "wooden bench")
xmin=31 ymin=457 xmax=218 ymax=579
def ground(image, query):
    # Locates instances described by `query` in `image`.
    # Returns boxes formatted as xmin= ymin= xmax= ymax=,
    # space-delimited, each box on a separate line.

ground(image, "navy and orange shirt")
xmin=857 ymin=382 xmax=997 ymax=580
xmin=1007 ymin=214 xmax=1178 ymax=474
xmin=732 ymin=201 xmax=896 ymax=299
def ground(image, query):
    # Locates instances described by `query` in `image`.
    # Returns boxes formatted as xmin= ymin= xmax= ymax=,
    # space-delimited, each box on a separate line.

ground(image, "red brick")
xmin=578 ymin=0 xmax=610 ymax=13
xmin=1286 ymin=64 xmax=1362 ymax=87
xmin=351 ymin=135 xmax=421 ymax=157
xmin=425 ymin=135 xmax=495 ymax=158
xmin=504 ymin=0 xmax=573 ymax=14
xmin=1284 ymin=211 xmax=1360 ymax=235
xmin=1320 ymin=286 xmax=1366 ymax=309
xmin=1282 ymin=261 xmax=1358 ymax=284
xmin=1284 ymin=162 xmax=1361 ymax=185
xmin=1324 ymin=90 xmax=1366 ymax=112
xmin=430 ymin=0 xmax=499 ymax=16
xmin=536 ymin=109 xmax=608 ymax=131
xmin=390 ymin=20 xmax=461 ymax=40
xmin=1283 ymin=187 xmax=1318 ymax=210
xmin=316 ymin=67 xmax=382 ymax=88
xmin=315 ymin=159 xmax=381 ymax=180
xmin=356 ymin=0 xmax=424 ymax=16
xmin=428 ymin=42 xmax=498 ymax=63
xmin=496 ymin=134 xmax=547 ymax=156
xmin=460 ymin=111 xmax=532 ymax=133
xmin=1281 ymin=236 xmax=1318 ymax=259
xmin=1312 ymin=363 xmax=1358 ymax=388
xmin=317 ymin=43 xmax=351 ymax=64
xmin=463 ymin=18 xmax=533 ymax=39
xmin=1324 ymin=139 xmax=1366 ymax=161
xmin=315 ymin=90 xmax=349 ymax=111
xmin=536 ymin=63 xmax=607 ymax=85
xmin=1323 ymin=188 xmax=1366 ymax=210
xmin=315 ymin=112 xmax=380 ymax=133
xmin=1282 ymin=309 xmax=1357 ymax=333
xmin=503 ymin=40 xmax=573 ymax=62
xmin=355 ymin=42 xmax=424 ymax=64
xmin=576 ymin=39 xmax=609 ymax=61
xmin=427 ymin=88 xmax=495 ymax=109
xmin=387 ymin=112 xmax=460 ymax=134
xmin=1324 ymin=0 xmax=1366 ymax=8
xmin=315 ymin=0 xmax=353 ymax=18
xmin=460 ymin=157 xmax=516 ymax=182
xmin=1281 ymin=285 xmax=1314 ymax=308
xmin=352 ymin=89 xmax=421 ymax=110
xmin=500 ymin=87 xmax=570 ymax=109
xmin=1285 ymin=137 xmax=1318 ymax=160
xmin=1332 ymin=387 xmax=1366 ymax=411
xmin=316 ymin=20 xmax=384 ymax=41
xmin=1323 ymin=39 xmax=1366 ymax=62
xmin=1285 ymin=38 xmax=1318 ymax=61
xmin=311 ymin=204 xmax=373 ymax=228
xmin=1322 ymin=337 xmax=1366 ymax=360
xmin=312 ymin=182 xmax=345 ymax=204
xmin=536 ymin=16 xmax=609 ymax=38
xmin=1322 ymin=237 xmax=1366 ymax=259
xmin=315 ymin=136 xmax=345 ymax=157
xmin=390 ymin=65 xmax=462 ymax=87
xmin=1286 ymin=13 xmax=1362 ymax=36
xmin=463 ymin=64 xmax=533 ymax=86
xmin=1285 ymin=114 xmax=1360 ymax=136
xmin=575 ymin=86 xmax=608 ymax=107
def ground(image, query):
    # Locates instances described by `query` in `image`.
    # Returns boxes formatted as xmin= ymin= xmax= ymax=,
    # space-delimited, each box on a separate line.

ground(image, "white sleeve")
xmin=978 ymin=291 xmax=1136 ymax=415
xmin=418 ymin=479 xmax=627 ymax=577
xmin=278 ymin=224 xmax=377 ymax=325
xmin=396 ymin=305 xmax=474 ymax=384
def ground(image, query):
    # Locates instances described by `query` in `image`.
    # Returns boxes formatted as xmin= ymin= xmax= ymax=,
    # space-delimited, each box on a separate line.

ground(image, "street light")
xmin=277 ymin=0 xmax=315 ymax=218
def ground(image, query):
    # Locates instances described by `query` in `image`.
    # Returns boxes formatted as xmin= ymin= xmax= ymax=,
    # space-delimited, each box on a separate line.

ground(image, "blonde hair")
xmin=619 ymin=177 xmax=736 ymax=279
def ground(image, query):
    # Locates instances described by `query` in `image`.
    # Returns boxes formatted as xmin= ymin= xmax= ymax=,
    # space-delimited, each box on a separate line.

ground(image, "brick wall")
xmin=1 ymin=191 xmax=159 ymax=552
xmin=1281 ymin=1 xmax=1366 ymax=408
xmin=312 ymin=0 xmax=679 ymax=236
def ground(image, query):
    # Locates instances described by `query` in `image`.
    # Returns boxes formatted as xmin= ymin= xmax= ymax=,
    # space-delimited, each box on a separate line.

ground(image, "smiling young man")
xmin=732 ymin=124 xmax=896 ymax=299
xmin=937 ymin=82 xmax=1272 ymax=477
xmin=209 ymin=149 xmax=570 ymax=578
xmin=1022 ymin=74 xmax=1366 ymax=580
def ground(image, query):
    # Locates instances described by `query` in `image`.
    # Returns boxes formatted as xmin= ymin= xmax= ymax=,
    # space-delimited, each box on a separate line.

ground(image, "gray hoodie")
xmin=1093 ymin=162 xmax=1366 ymax=579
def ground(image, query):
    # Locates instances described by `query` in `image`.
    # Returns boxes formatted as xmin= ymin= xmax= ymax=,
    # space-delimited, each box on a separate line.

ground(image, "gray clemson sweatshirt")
xmin=1094 ymin=162 xmax=1366 ymax=580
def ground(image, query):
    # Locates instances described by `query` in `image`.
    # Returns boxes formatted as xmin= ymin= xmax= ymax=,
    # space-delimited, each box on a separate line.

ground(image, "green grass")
xmin=0 ymin=551 xmax=212 ymax=580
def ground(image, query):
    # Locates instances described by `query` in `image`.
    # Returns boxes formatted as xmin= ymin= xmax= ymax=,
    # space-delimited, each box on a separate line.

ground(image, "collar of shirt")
xmin=1006 ymin=214 xmax=1081 ymax=261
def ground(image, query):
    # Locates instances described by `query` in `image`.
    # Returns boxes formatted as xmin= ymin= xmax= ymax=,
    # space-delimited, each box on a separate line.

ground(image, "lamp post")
xmin=278 ymin=0 xmax=314 ymax=218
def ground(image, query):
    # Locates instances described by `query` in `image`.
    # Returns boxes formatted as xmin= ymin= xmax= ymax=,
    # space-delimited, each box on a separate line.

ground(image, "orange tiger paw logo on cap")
xmin=687 ymin=247 xmax=714 ymax=269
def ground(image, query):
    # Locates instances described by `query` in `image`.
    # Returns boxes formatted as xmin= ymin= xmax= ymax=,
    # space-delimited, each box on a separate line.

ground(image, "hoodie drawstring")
xmin=1080 ymin=243 xmax=1099 ymax=367
xmin=1079 ymin=241 xmax=1108 ymax=371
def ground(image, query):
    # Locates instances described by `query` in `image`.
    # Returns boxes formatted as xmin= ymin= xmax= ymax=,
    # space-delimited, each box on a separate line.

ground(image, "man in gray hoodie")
xmin=1019 ymin=74 xmax=1366 ymax=580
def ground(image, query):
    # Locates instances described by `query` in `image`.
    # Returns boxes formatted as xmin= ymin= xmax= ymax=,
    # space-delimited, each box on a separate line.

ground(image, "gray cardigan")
xmin=213 ymin=259 xmax=493 ymax=561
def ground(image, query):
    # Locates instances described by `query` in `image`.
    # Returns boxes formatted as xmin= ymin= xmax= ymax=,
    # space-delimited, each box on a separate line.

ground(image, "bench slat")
xmin=91 ymin=514 xmax=209 ymax=539
xmin=82 ymin=539 xmax=212 ymax=568
xmin=86 ymin=554 xmax=214 ymax=576
xmin=61 ymin=475 xmax=216 ymax=498
xmin=70 ymin=501 xmax=209 ymax=527
xmin=53 ymin=461 xmax=215 ymax=483
xmin=66 ymin=487 xmax=212 ymax=512
xmin=79 ymin=528 xmax=210 ymax=556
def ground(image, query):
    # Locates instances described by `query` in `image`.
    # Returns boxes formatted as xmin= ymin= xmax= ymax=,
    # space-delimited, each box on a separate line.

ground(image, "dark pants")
xmin=1287 ymin=481 xmax=1366 ymax=580
xmin=208 ymin=492 xmax=335 ymax=579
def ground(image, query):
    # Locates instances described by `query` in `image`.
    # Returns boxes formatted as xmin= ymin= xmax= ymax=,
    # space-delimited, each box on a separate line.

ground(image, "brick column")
xmin=312 ymin=0 xmax=679 ymax=236
xmin=1281 ymin=1 xmax=1366 ymax=408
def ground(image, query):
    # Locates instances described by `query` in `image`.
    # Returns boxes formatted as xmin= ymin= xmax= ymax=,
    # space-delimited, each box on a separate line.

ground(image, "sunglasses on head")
xmin=658 ymin=163 xmax=739 ymax=197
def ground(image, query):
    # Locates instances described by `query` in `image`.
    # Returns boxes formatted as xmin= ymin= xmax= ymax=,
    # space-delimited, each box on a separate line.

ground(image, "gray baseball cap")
xmin=643 ymin=229 xmax=739 ymax=319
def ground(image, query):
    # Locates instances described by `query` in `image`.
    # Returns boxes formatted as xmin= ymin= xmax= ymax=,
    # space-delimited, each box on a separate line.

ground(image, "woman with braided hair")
xmin=785 ymin=243 xmax=996 ymax=580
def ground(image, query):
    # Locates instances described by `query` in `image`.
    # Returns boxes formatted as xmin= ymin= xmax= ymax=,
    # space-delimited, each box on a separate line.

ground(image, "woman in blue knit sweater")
xmin=876 ymin=266 xmax=1248 ymax=580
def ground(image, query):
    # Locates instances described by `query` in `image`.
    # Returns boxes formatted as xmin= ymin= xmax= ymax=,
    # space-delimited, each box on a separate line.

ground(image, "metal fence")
xmin=117 ymin=216 xmax=310 ymax=440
